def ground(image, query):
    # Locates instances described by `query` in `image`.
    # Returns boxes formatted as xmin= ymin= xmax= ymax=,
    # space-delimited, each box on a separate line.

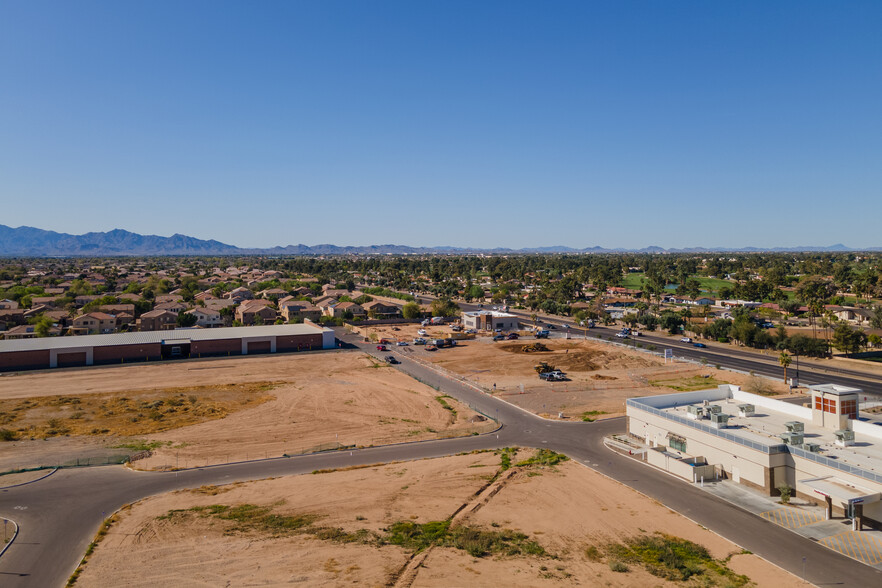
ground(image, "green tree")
xmin=176 ymin=311 xmax=198 ymax=327
xmin=832 ymin=323 xmax=867 ymax=357
xmin=430 ymin=298 xmax=460 ymax=317
xmin=401 ymin=302 xmax=422 ymax=319
xmin=33 ymin=315 xmax=55 ymax=337
xmin=778 ymin=351 xmax=792 ymax=383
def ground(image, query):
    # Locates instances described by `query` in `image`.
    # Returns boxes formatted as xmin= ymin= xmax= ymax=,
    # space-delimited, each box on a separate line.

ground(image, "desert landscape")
xmin=0 ymin=350 xmax=493 ymax=471
xmin=362 ymin=325 xmax=795 ymax=420
xmin=72 ymin=449 xmax=801 ymax=587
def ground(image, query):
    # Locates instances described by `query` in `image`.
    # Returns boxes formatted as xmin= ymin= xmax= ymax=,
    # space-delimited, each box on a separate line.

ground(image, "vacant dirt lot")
xmin=417 ymin=338 xmax=793 ymax=419
xmin=0 ymin=351 xmax=492 ymax=471
xmin=75 ymin=451 xmax=799 ymax=587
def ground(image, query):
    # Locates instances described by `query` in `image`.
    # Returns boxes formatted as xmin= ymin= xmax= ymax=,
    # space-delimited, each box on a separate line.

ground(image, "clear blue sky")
xmin=2 ymin=1 xmax=880 ymax=249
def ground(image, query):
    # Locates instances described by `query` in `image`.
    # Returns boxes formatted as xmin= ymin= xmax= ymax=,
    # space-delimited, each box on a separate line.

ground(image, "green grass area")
xmin=515 ymin=449 xmax=569 ymax=468
xmin=434 ymin=395 xmax=457 ymax=416
xmin=619 ymin=273 xmax=733 ymax=295
xmin=580 ymin=410 xmax=608 ymax=422
xmin=648 ymin=376 xmax=728 ymax=392
xmin=604 ymin=533 xmax=750 ymax=586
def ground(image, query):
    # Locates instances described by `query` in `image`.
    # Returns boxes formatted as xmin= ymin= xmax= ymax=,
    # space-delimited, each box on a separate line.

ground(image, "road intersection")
xmin=1 ymin=329 xmax=881 ymax=586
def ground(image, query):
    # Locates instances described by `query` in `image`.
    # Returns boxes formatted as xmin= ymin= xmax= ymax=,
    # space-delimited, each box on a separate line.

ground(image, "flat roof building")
xmin=627 ymin=384 xmax=882 ymax=531
xmin=462 ymin=310 xmax=519 ymax=332
xmin=0 ymin=322 xmax=336 ymax=372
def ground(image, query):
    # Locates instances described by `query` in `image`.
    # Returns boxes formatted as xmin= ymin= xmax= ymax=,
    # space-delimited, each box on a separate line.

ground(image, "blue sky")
xmin=2 ymin=1 xmax=880 ymax=249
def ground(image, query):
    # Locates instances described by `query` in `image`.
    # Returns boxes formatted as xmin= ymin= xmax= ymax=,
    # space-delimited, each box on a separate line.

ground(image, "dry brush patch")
xmin=0 ymin=382 xmax=278 ymax=441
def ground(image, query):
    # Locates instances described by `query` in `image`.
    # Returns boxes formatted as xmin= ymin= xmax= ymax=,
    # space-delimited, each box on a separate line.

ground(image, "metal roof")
xmin=0 ymin=323 xmax=330 ymax=353
xmin=809 ymin=384 xmax=863 ymax=396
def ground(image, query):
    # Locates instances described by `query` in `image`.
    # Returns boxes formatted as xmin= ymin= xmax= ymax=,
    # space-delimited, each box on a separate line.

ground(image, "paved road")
xmin=1 ymin=330 xmax=881 ymax=587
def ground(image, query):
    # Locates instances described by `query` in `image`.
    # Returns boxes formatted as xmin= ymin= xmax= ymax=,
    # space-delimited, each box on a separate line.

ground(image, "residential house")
xmin=0 ymin=310 xmax=26 ymax=327
xmin=194 ymin=291 xmax=217 ymax=302
xmin=331 ymin=301 xmax=366 ymax=319
xmin=99 ymin=304 xmax=136 ymax=316
xmin=71 ymin=312 xmax=117 ymax=335
xmin=259 ymin=288 xmax=288 ymax=300
xmin=279 ymin=301 xmax=322 ymax=322
xmin=235 ymin=300 xmax=277 ymax=325
xmin=3 ymin=324 xmax=62 ymax=339
xmin=155 ymin=301 xmax=187 ymax=315
xmin=362 ymin=300 xmax=402 ymax=318
xmin=74 ymin=295 xmax=100 ymax=307
xmin=44 ymin=310 xmax=71 ymax=328
xmin=322 ymin=288 xmax=350 ymax=299
xmin=224 ymin=287 xmax=254 ymax=302
xmin=31 ymin=296 xmax=59 ymax=308
xmin=185 ymin=307 xmax=223 ymax=328
xmin=139 ymin=309 xmax=178 ymax=331
xmin=830 ymin=307 xmax=875 ymax=325
xmin=204 ymin=298 xmax=236 ymax=312
xmin=155 ymin=294 xmax=183 ymax=305
xmin=0 ymin=299 xmax=19 ymax=310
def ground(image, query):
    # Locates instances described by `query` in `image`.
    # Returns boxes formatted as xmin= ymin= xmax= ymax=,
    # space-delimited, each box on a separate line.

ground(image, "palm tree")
xmin=778 ymin=351 xmax=792 ymax=384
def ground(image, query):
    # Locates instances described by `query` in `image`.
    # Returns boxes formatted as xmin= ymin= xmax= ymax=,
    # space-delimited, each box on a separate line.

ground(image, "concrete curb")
xmin=0 ymin=517 xmax=20 ymax=560
xmin=0 ymin=467 xmax=58 ymax=490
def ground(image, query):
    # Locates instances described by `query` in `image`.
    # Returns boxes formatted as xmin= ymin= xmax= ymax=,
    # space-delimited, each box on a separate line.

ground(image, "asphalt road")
xmin=1 ymin=329 xmax=881 ymax=587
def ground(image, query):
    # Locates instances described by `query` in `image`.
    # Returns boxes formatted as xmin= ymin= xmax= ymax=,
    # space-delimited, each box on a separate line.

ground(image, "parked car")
xmin=693 ymin=342 xmax=707 ymax=348
xmin=379 ymin=338 xmax=390 ymax=344
xmin=465 ymin=328 xmax=477 ymax=334
xmin=451 ymin=325 xmax=463 ymax=332
xmin=396 ymin=341 xmax=408 ymax=346
xmin=425 ymin=345 xmax=438 ymax=351
xmin=376 ymin=344 xmax=387 ymax=351
xmin=680 ymin=337 xmax=692 ymax=343
xmin=539 ymin=370 xmax=565 ymax=381
xmin=535 ymin=330 xmax=549 ymax=339
xmin=384 ymin=355 xmax=399 ymax=364
xmin=413 ymin=337 xmax=427 ymax=345
xmin=492 ymin=334 xmax=505 ymax=341
xmin=507 ymin=333 xmax=519 ymax=340
xmin=418 ymin=329 xmax=427 ymax=336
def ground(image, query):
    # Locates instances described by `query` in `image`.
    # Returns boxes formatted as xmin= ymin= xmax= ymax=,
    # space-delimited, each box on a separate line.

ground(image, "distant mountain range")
xmin=0 ymin=225 xmax=878 ymax=256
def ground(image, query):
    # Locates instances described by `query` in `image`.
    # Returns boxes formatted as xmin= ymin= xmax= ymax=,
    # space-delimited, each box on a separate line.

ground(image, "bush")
xmin=0 ymin=428 xmax=17 ymax=441
xmin=609 ymin=560 xmax=629 ymax=572
xmin=777 ymin=484 xmax=792 ymax=504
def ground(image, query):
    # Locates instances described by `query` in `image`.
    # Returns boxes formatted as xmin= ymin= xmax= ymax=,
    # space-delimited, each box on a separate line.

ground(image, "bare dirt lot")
xmin=415 ymin=337 xmax=793 ymax=420
xmin=0 ymin=351 xmax=492 ymax=471
xmin=74 ymin=450 xmax=800 ymax=587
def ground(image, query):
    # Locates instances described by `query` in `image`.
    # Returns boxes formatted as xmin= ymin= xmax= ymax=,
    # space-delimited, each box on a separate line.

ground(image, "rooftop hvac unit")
xmin=687 ymin=406 xmax=704 ymax=420
xmin=784 ymin=421 xmax=804 ymax=433
xmin=835 ymin=430 xmax=855 ymax=447
xmin=737 ymin=404 xmax=755 ymax=417
xmin=780 ymin=432 xmax=804 ymax=445
xmin=803 ymin=442 xmax=821 ymax=453
xmin=709 ymin=413 xmax=730 ymax=429
xmin=707 ymin=405 xmax=722 ymax=415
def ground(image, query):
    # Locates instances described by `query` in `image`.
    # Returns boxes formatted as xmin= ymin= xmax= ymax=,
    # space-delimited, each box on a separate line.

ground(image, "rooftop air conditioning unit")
xmin=803 ymin=442 xmax=821 ymax=453
xmin=710 ymin=413 xmax=730 ymax=429
xmin=687 ymin=406 xmax=704 ymax=420
xmin=780 ymin=431 xmax=804 ymax=445
xmin=784 ymin=421 xmax=804 ymax=433
xmin=707 ymin=405 xmax=722 ymax=415
xmin=738 ymin=404 xmax=755 ymax=417
xmin=835 ymin=430 xmax=855 ymax=447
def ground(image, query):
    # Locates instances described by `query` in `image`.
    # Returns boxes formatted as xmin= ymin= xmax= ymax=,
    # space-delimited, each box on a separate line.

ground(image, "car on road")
xmin=425 ymin=345 xmax=438 ymax=351
xmin=506 ymin=333 xmax=519 ymax=340
xmin=379 ymin=338 xmax=391 ymax=344
xmin=535 ymin=330 xmax=549 ymax=339
xmin=693 ymin=342 xmax=707 ymax=348
xmin=545 ymin=324 xmax=556 ymax=329
xmin=384 ymin=355 xmax=399 ymax=364
xmin=413 ymin=337 xmax=427 ymax=345
xmin=615 ymin=332 xmax=628 ymax=338
xmin=376 ymin=344 xmax=387 ymax=351
xmin=492 ymin=334 xmax=506 ymax=341
xmin=680 ymin=337 xmax=692 ymax=343
xmin=396 ymin=341 xmax=408 ymax=346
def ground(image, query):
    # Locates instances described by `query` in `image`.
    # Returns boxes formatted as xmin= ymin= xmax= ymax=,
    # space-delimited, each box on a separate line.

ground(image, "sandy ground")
xmin=76 ymin=452 xmax=801 ymax=588
xmin=0 ymin=351 xmax=493 ymax=471
xmin=410 ymin=337 xmax=792 ymax=419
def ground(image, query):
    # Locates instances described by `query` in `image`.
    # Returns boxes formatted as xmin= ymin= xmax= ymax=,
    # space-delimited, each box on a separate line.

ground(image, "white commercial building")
xmin=462 ymin=310 xmax=519 ymax=332
xmin=627 ymin=384 xmax=882 ymax=531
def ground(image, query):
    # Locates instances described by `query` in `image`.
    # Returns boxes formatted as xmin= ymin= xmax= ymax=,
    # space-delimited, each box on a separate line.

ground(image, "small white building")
xmin=462 ymin=310 xmax=519 ymax=332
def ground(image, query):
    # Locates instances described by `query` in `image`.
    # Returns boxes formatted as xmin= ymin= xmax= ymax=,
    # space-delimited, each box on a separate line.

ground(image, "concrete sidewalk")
xmin=699 ymin=478 xmax=882 ymax=569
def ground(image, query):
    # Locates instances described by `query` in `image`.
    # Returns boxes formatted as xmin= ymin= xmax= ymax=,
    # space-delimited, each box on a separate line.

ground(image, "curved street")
xmin=1 ymin=329 xmax=881 ymax=587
